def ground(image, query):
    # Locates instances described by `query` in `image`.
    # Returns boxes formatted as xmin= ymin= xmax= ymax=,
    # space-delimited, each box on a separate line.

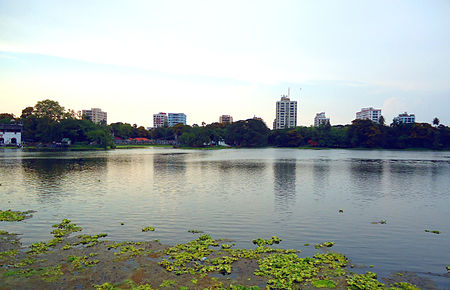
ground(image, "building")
xmin=314 ymin=112 xmax=330 ymax=127
xmin=82 ymin=108 xmax=107 ymax=124
xmin=153 ymin=112 xmax=168 ymax=128
xmin=168 ymin=113 xmax=187 ymax=127
xmin=0 ymin=124 xmax=22 ymax=146
xmin=394 ymin=112 xmax=415 ymax=124
xmin=274 ymin=94 xmax=297 ymax=130
xmin=219 ymin=115 xmax=233 ymax=124
xmin=355 ymin=107 xmax=382 ymax=123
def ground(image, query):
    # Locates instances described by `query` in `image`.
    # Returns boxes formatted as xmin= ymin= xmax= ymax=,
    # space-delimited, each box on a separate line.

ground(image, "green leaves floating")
xmin=0 ymin=210 xmax=33 ymax=221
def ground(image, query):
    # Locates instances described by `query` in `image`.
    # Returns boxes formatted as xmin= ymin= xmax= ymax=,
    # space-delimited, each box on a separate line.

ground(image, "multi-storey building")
xmin=219 ymin=115 xmax=233 ymax=124
xmin=82 ymin=108 xmax=107 ymax=124
xmin=393 ymin=112 xmax=415 ymax=124
xmin=168 ymin=113 xmax=187 ymax=127
xmin=355 ymin=107 xmax=382 ymax=123
xmin=274 ymin=95 xmax=297 ymax=130
xmin=153 ymin=112 xmax=168 ymax=128
xmin=0 ymin=124 xmax=22 ymax=145
xmin=314 ymin=112 xmax=330 ymax=127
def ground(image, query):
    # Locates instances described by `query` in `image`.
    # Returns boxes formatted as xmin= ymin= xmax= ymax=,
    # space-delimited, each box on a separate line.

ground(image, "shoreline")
xmin=0 ymin=217 xmax=442 ymax=289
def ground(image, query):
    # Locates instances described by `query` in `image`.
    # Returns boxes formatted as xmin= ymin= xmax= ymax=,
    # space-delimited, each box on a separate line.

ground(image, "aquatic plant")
xmin=67 ymin=255 xmax=100 ymax=270
xmin=0 ymin=209 xmax=33 ymax=221
xmin=188 ymin=229 xmax=203 ymax=233
xmin=74 ymin=233 xmax=108 ymax=247
xmin=51 ymin=219 xmax=82 ymax=238
xmin=142 ymin=226 xmax=155 ymax=232
xmin=160 ymin=279 xmax=176 ymax=287
xmin=252 ymin=236 xmax=282 ymax=246
xmin=255 ymin=253 xmax=318 ymax=288
xmin=390 ymin=282 xmax=420 ymax=289
xmin=0 ymin=249 xmax=18 ymax=258
xmin=315 ymin=241 xmax=335 ymax=249
xmin=311 ymin=279 xmax=337 ymax=288
xmin=424 ymin=229 xmax=440 ymax=234
xmin=28 ymin=241 xmax=49 ymax=255
xmin=346 ymin=272 xmax=385 ymax=289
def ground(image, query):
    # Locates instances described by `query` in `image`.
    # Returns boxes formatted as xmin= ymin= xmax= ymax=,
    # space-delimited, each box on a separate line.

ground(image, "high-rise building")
xmin=153 ymin=112 xmax=168 ymax=128
xmin=393 ymin=112 xmax=415 ymax=124
xmin=355 ymin=107 xmax=381 ymax=123
xmin=274 ymin=94 xmax=297 ymax=130
xmin=219 ymin=115 xmax=233 ymax=124
xmin=82 ymin=108 xmax=107 ymax=124
xmin=314 ymin=112 xmax=330 ymax=127
xmin=168 ymin=113 xmax=187 ymax=127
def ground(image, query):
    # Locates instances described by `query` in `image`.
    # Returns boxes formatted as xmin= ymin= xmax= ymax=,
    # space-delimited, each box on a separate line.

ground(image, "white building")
xmin=168 ymin=113 xmax=187 ymax=127
xmin=153 ymin=112 xmax=168 ymax=128
xmin=274 ymin=94 xmax=297 ymax=130
xmin=314 ymin=112 xmax=330 ymax=127
xmin=394 ymin=112 xmax=415 ymax=124
xmin=0 ymin=124 xmax=22 ymax=145
xmin=219 ymin=115 xmax=233 ymax=124
xmin=82 ymin=108 xmax=107 ymax=124
xmin=356 ymin=107 xmax=382 ymax=123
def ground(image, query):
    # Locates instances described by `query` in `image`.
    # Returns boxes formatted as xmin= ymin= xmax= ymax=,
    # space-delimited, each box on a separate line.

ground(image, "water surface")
xmin=1 ymin=148 xmax=449 ymax=287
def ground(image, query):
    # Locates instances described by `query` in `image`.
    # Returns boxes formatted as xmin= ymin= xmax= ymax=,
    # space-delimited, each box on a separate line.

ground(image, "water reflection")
xmin=20 ymin=158 xmax=107 ymax=199
xmin=349 ymin=159 xmax=385 ymax=201
xmin=312 ymin=160 xmax=330 ymax=197
xmin=273 ymin=160 xmax=296 ymax=209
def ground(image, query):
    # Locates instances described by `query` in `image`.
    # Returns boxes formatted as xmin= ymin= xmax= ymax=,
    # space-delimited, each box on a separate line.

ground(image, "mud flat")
xmin=0 ymin=218 xmax=441 ymax=289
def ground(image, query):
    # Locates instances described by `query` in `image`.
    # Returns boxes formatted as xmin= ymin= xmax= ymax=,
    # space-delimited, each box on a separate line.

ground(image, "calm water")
xmin=1 ymin=148 xmax=449 ymax=287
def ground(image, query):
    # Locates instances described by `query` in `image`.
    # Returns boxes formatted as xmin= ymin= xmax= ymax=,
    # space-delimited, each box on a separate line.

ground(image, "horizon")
xmin=1 ymin=0 xmax=449 ymax=127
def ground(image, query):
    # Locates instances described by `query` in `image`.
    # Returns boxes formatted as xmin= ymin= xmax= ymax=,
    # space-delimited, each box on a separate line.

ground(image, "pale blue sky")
xmin=1 ymin=0 xmax=449 ymax=126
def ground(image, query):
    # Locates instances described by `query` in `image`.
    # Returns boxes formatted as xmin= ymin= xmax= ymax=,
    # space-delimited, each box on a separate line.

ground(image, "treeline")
xmin=1 ymin=99 xmax=449 ymax=149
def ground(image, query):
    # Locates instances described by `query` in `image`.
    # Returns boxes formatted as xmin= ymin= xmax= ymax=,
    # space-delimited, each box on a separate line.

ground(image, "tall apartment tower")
xmin=356 ymin=107 xmax=382 ymax=123
xmin=314 ymin=112 xmax=330 ymax=127
xmin=274 ymin=92 xmax=297 ymax=130
xmin=168 ymin=113 xmax=187 ymax=127
xmin=153 ymin=112 xmax=168 ymax=128
xmin=219 ymin=115 xmax=233 ymax=124
xmin=82 ymin=108 xmax=107 ymax=124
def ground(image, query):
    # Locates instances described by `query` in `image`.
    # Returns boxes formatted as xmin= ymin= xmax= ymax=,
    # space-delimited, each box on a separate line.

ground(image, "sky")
xmin=1 ymin=0 xmax=449 ymax=127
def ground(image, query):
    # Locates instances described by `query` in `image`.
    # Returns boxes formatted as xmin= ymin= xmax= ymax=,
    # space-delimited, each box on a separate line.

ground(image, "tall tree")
xmin=433 ymin=117 xmax=440 ymax=127
xmin=34 ymin=99 xmax=66 ymax=121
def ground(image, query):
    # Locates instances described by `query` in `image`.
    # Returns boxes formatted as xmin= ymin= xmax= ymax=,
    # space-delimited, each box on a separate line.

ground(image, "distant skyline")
xmin=1 ymin=0 xmax=449 ymax=127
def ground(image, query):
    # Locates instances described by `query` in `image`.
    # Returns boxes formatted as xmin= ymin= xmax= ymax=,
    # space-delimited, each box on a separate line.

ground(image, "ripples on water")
xmin=0 ymin=148 xmax=449 ymax=287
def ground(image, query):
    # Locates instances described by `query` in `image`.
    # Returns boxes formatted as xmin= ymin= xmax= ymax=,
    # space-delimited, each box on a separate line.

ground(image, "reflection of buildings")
xmin=273 ymin=161 xmax=296 ymax=207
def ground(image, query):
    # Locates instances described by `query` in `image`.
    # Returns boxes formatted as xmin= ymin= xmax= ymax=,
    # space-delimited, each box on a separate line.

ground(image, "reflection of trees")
xmin=349 ymin=159 xmax=385 ymax=200
xmin=312 ymin=160 xmax=330 ymax=197
xmin=21 ymin=157 xmax=107 ymax=197
xmin=273 ymin=160 xmax=296 ymax=209
xmin=152 ymin=153 xmax=187 ymax=176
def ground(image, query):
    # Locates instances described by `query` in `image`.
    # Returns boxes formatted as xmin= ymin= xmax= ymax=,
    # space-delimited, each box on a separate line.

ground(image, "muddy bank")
xmin=0 ymin=219 xmax=441 ymax=289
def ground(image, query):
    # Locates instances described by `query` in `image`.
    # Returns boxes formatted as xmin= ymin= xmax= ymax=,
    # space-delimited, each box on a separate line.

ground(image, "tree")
xmin=34 ymin=99 xmax=66 ymax=121
xmin=21 ymin=107 xmax=34 ymax=119
xmin=433 ymin=117 xmax=440 ymax=127
xmin=378 ymin=115 xmax=385 ymax=126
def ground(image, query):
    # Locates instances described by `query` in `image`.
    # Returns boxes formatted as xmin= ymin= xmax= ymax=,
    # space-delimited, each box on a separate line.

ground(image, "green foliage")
xmin=390 ymin=282 xmax=420 ymax=290
xmin=67 ymin=254 xmax=99 ymax=270
xmin=315 ymin=241 xmax=335 ymax=249
xmin=160 ymin=279 xmax=176 ymax=287
xmin=346 ymin=272 xmax=385 ymax=289
xmin=424 ymin=229 xmax=440 ymax=234
xmin=252 ymin=236 xmax=282 ymax=246
xmin=311 ymin=279 xmax=337 ymax=288
xmin=28 ymin=241 xmax=49 ymax=255
xmin=142 ymin=226 xmax=155 ymax=232
xmin=74 ymin=233 xmax=108 ymax=247
xmin=0 ymin=209 xmax=33 ymax=221
xmin=51 ymin=219 xmax=82 ymax=238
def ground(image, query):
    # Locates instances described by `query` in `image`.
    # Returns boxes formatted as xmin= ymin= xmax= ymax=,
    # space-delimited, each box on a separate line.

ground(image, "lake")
xmin=1 ymin=148 xmax=449 ymax=288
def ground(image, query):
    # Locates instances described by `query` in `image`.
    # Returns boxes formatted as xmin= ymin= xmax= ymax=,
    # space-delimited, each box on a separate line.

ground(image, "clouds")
xmin=0 ymin=0 xmax=449 ymax=125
